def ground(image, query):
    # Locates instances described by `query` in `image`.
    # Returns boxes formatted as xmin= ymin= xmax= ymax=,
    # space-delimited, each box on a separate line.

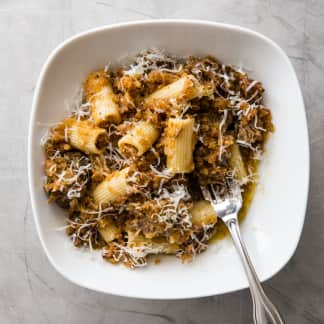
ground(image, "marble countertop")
xmin=1 ymin=0 xmax=323 ymax=323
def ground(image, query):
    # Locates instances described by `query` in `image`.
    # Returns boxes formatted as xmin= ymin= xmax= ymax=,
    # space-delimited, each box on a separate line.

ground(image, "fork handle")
xmin=225 ymin=217 xmax=285 ymax=324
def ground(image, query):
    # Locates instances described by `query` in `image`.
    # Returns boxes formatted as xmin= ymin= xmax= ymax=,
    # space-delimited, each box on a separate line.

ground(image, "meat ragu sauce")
xmin=42 ymin=49 xmax=273 ymax=268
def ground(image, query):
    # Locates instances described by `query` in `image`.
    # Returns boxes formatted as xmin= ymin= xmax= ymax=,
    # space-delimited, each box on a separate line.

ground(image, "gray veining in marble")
xmin=0 ymin=0 xmax=323 ymax=323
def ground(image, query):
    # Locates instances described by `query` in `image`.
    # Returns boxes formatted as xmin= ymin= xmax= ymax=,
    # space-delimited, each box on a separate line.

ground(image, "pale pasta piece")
xmin=93 ymin=167 xmax=130 ymax=205
xmin=164 ymin=117 xmax=196 ymax=173
xmin=65 ymin=118 xmax=107 ymax=154
xmin=118 ymin=121 xmax=160 ymax=156
xmin=149 ymin=241 xmax=178 ymax=254
xmin=98 ymin=218 xmax=121 ymax=243
xmin=145 ymin=75 xmax=213 ymax=106
xmin=84 ymin=70 xmax=121 ymax=125
xmin=127 ymin=231 xmax=179 ymax=255
xmin=191 ymin=200 xmax=217 ymax=226
xmin=230 ymin=143 xmax=248 ymax=181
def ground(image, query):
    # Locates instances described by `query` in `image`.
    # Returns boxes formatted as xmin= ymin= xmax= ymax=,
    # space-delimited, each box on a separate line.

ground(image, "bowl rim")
xmin=28 ymin=19 xmax=310 ymax=299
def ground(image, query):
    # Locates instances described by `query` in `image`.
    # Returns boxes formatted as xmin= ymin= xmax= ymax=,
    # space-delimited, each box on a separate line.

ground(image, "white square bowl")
xmin=28 ymin=20 xmax=309 ymax=299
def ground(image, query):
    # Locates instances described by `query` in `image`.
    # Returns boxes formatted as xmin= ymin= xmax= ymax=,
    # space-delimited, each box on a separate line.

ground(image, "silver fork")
xmin=201 ymin=182 xmax=284 ymax=324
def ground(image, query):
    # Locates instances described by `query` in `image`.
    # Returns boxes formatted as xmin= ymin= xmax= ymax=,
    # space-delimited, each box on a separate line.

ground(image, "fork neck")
xmin=220 ymin=212 xmax=238 ymax=225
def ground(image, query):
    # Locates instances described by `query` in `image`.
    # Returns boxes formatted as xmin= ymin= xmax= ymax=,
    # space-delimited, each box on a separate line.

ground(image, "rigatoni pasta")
xmin=127 ymin=231 xmax=179 ymax=254
xmin=65 ymin=118 xmax=108 ymax=154
xmin=93 ymin=167 xmax=130 ymax=205
xmin=145 ymin=74 xmax=213 ymax=107
xmin=191 ymin=201 xmax=217 ymax=226
xmin=164 ymin=117 xmax=196 ymax=173
xmin=229 ymin=143 xmax=248 ymax=182
xmin=98 ymin=218 xmax=121 ymax=243
xmin=118 ymin=121 xmax=159 ymax=156
xmin=42 ymin=49 xmax=273 ymax=268
xmin=84 ymin=70 xmax=121 ymax=126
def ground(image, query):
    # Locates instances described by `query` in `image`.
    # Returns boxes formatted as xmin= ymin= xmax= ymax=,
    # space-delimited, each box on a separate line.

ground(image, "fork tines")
xmin=201 ymin=179 xmax=242 ymax=204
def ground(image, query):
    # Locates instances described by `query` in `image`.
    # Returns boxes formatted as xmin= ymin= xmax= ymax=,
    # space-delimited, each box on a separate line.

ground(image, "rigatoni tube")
xmin=229 ymin=143 xmax=248 ymax=181
xmin=164 ymin=117 xmax=196 ymax=173
xmin=65 ymin=118 xmax=107 ymax=154
xmin=191 ymin=200 xmax=217 ymax=226
xmin=93 ymin=167 xmax=130 ymax=205
xmin=84 ymin=70 xmax=121 ymax=126
xmin=145 ymin=75 xmax=213 ymax=107
xmin=118 ymin=121 xmax=159 ymax=156
xmin=127 ymin=231 xmax=179 ymax=255
xmin=98 ymin=218 xmax=121 ymax=243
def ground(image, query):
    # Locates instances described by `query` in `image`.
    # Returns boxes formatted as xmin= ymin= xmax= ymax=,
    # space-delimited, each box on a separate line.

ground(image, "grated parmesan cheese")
xmin=124 ymin=48 xmax=182 ymax=76
xmin=149 ymin=165 xmax=173 ymax=179
xmin=246 ymin=80 xmax=259 ymax=93
xmin=236 ymin=139 xmax=257 ymax=151
xmin=218 ymin=109 xmax=228 ymax=161
xmin=64 ymin=88 xmax=91 ymax=120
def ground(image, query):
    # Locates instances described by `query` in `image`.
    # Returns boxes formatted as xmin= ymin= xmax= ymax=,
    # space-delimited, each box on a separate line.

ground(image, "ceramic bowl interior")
xmin=28 ymin=20 xmax=309 ymax=299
